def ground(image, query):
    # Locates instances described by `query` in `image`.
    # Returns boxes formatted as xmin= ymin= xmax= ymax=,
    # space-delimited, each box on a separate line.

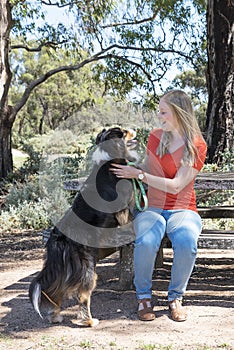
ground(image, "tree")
xmin=0 ymin=0 xmax=13 ymax=178
xmin=206 ymin=0 xmax=234 ymax=164
xmin=10 ymin=47 xmax=105 ymax=136
xmin=0 ymin=0 xmax=206 ymax=178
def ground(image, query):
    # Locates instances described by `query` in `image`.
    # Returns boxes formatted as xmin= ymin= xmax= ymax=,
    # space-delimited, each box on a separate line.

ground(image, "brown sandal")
xmin=137 ymin=299 xmax=155 ymax=321
xmin=169 ymin=299 xmax=187 ymax=322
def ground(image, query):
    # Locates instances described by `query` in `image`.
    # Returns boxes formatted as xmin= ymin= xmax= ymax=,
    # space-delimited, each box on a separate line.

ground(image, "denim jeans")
xmin=133 ymin=207 xmax=202 ymax=301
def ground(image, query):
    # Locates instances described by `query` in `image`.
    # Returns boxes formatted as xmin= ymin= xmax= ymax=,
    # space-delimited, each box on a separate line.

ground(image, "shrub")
xmin=2 ymin=170 xmax=71 ymax=230
xmin=0 ymin=199 xmax=51 ymax=231
xmin=25 ymin=129 xmax=90 ymax=156
xmin=5 ymin=176 xmax=40 ymax=207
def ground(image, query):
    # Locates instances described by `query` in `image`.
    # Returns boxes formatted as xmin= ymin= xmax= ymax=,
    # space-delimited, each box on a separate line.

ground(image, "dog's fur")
xmin=29 ymin=127 xmax=138 ymax=326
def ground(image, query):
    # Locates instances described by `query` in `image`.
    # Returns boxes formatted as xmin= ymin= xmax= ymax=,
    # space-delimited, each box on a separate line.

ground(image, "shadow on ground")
xmin=0 ymin=230 xmax=233 ymax=337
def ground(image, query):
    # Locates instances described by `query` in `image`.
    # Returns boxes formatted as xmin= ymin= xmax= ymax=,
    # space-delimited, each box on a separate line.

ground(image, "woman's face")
xmin=157 ymin=99 xmax=180 ymax=132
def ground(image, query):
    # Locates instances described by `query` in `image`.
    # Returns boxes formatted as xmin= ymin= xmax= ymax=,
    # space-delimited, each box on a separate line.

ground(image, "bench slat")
xmin=197 ymin=229 xmax=234 ymax=249
xmin=201 ymin=229 xmax=234 ymax=235
xmin=195 ymin=172 xmax=234 ymax=190
xmin=198 ymin=206 xmax=234 ymax=218
xmin=64 ymin=172 xmax=234 ymax=191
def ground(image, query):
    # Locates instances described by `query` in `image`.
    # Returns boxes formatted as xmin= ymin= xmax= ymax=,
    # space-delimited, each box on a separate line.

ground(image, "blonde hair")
xmin=156 ymin=90 xmax=204 ymax=166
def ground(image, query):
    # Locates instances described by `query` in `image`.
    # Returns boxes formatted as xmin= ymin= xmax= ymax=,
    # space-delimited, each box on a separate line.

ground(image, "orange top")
xmin=146 ymin=128 xmax=207 ymax=212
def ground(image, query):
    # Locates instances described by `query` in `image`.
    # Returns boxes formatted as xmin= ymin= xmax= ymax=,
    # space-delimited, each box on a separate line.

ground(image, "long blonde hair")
xmin=156 ymin=90 xmax=204 ymax=166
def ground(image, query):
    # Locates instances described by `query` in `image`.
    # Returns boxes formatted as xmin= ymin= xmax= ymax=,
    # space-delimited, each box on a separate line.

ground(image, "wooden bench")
xmin=195 ymin=172 xmax=234 ymax=249
xmin=62 ymin=171 xmax=234 ymax=289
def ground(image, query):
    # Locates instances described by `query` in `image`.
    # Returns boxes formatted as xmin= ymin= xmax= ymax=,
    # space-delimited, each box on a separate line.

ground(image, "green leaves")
xmin=9 ymin=0 xmax=206 ymax=98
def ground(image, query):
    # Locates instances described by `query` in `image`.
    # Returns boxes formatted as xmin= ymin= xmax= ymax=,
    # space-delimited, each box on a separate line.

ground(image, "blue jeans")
xmin=133 ymin=207 xmax=202 ymax=301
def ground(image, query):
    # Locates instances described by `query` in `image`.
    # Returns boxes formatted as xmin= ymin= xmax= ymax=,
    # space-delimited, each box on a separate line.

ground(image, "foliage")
xmin=10 ymin=46 xmax=105 ymax=136
xmin=19 ymin=143 xmax=43 ymax=175
xmin=1 ymin=170 xmax=71 ymax=230
xmin=37 ymin=129 xmax=82 ymax=155
xmin=218 ymin=149 xmax=234 ymax=172
xmin=0 ymin=197 xmax=51 ymax=231
xmin=136 ymin=128 xmax=150 ymax=148
xmin=9 ymin=0 xmax=207 ymax=104
xmin=172 ymin=68 xmax=207 ymax=100
xmin=5 ymin=142 xmax=43 ymax=183
xmin=1 ymin=0 xmax=209 ymax=179
xmin=170 ymin=66 xmax=208 ymax=131
xmin=1 ymin=131 xmax=87 ymax=230
xmin=197 ymin=150 xmax=234 ymax=231
xmin=202 ymin=149 xmax=234 ymax=173
xmin=12 ymin=96 xmax=158 ymax=149
xmin=5 ymin=175 xmax=40 ymax=207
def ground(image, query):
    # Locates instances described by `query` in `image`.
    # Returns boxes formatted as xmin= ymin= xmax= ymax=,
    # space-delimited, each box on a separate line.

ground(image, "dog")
xmin=29 ymin=127 xmax=139 ymax=326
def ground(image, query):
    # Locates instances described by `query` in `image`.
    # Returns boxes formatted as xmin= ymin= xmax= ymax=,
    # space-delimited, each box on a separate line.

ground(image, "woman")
xmin=110 ymin=90 xmax=207 ymax=322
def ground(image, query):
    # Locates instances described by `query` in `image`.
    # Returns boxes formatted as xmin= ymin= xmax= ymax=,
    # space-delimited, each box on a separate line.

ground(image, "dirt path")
xmin=0 ymin=230 xmax=234 ymax=350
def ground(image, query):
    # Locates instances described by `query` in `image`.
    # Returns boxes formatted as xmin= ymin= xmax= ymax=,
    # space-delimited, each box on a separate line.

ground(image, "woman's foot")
xmin=169 ymin=299 xmax=187 ymax=322
xmin=137 ymin=298 xmax=155 ymax=321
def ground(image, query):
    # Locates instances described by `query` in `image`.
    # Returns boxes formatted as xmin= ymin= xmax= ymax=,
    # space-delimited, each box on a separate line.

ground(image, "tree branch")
xmin=108 ymin=44 xmax=194 ymax=63
xmin=40 ymin=0 xmax=76 ymax=8
xmin=10 ymin=41 xmax=66 ymax=52
xmin=102 ymin=9 xmax=160 ymax=28
xmin=12 ymin=42 xmax=194 ymax=117
xmin=12 ymin=51 xmax=108 ymax=117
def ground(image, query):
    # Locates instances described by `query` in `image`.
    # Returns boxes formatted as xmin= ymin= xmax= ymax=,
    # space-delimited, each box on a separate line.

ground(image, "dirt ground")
xmin=0 ymin=230 xmax=234 ymax=350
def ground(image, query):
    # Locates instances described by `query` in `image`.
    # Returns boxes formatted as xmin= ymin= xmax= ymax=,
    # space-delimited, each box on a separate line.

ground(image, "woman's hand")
xmin=109 ymin=164 xmax=140 ymax=179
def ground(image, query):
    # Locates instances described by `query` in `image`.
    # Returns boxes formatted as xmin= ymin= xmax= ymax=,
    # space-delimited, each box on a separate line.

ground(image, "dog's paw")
xmin=48 ymin=314 xmax=63 ymax=323
xmin=89 ymin=318 xmax=99 ymax=327
xmin=80 ymin=318 xmax=99 ymax=327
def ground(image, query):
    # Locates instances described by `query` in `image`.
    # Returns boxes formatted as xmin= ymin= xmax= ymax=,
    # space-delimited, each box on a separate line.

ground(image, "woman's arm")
xmin=109 ymin=163 xmax=199 ymax=195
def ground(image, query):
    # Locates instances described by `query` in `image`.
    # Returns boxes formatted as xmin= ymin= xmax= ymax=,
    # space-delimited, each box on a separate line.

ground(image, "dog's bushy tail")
xmin=29 ymin=227 xmax=98 ymax=321
xmin=29 ymin=279 xmax=43 ymax=318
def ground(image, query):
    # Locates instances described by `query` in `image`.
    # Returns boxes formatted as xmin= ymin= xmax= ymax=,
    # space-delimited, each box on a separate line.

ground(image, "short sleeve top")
xmin=145 ymin=128 xmax=207 ymax=212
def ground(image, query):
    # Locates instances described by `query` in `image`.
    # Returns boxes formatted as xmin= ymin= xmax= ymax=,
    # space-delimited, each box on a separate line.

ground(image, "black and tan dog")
xmin=29 ymin=127 xmax=138 ymax=326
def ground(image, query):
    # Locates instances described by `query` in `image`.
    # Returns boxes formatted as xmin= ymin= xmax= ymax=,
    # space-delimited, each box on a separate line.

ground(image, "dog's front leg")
xmin=78 ymin=291 xmax=99 ymax=327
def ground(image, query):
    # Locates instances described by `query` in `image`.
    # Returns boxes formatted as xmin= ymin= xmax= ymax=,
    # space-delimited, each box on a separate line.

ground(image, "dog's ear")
xmin=95 ymin=127 xmax=124 ymax=144
xmin=95 ymin=129 xmax=106 ymax=144
xmin=104 ymin=127 xmax=124 ymax=140
xmin=112 ymin=127 xmax=124 ymax=139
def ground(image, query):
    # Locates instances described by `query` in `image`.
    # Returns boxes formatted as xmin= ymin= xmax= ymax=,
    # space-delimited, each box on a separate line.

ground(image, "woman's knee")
xmin=171 ymin=230 xmax=198 ymax=255
xmin=167 ymin=210 xmax=202 ymax=250
xmin=134 ymin=230 xmax=159 ymax=253
xmin=134 ymin=208 xmax=166 ymax=241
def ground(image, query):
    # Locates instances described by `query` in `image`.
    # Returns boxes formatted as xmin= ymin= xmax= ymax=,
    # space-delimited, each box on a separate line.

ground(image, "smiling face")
xmin=158 ymin=99 xmax=180 ymax=133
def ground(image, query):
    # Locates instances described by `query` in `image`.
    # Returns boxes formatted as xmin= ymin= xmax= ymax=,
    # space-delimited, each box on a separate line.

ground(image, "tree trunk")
xmin=206 ymin=0 xmax=234 ymax=164
xmin=0 ymin=0 xmax=14 ymax=179
xmin=0 ymin=110 xmax=14 ymax=178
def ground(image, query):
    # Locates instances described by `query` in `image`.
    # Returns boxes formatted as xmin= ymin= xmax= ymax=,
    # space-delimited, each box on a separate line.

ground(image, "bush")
xmin=2 ymin=169 xmax=71 ymax=231
xmin=5 ymin=176 xmax=40 ymax=207
xmin=0 ymin=199 xmax=51 ymax=231
xmin=25 ymin=129 xmax=91 ymax=156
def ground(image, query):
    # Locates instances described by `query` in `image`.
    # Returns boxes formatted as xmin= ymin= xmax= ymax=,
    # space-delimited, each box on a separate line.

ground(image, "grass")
xmin=12 ymin=148 xmax=28 ymax=169
xmin=0 ymin=334 xmax=232 ymax=350
xmin=136 ymin=344 xmax=173 ymax=350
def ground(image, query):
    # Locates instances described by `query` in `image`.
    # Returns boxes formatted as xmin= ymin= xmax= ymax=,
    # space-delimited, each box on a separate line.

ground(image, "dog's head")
xmin=92 ymin=127 xmax=139 ymax=164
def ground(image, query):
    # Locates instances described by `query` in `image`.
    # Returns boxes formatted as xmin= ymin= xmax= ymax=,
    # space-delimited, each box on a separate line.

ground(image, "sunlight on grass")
xmin=12 ymin=148 xmax=28 ymax=169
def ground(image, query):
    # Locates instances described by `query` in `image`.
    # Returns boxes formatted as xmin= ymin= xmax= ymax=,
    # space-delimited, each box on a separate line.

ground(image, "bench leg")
xmin=155 ymin=245 xmax=164 ymax=268
xmin=119 ymin=245 xmax=134 ymax=290
xmin=118 ymin=237 xmax=168 ymax=290
xmin=155 ymin=236 xmax=169 ymax=268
